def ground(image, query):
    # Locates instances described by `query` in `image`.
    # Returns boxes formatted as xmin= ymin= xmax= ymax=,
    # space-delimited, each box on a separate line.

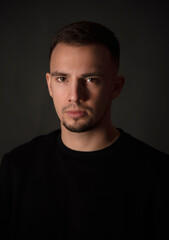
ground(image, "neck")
xmin=61 ymin=121 xmax=120 ymax=152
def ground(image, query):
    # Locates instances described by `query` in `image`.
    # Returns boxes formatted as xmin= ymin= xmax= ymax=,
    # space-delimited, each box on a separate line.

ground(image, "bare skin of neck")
xmin=61 ymin=120 xmax=120 ymax=152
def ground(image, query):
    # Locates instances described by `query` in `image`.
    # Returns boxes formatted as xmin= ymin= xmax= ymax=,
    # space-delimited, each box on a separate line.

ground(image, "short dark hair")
xmin=49 ymin=21 xmax=120 ymax=66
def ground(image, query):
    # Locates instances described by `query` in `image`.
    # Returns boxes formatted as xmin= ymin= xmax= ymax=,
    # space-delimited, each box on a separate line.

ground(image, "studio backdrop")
xmin=0 ymin=0 xmax=169 ymax=161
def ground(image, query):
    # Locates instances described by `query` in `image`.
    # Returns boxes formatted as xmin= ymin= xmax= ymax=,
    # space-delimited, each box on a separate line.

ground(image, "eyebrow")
xmin=50 ymin=71 xmax=104 ymax=78
xmin=51 ymin=71 xmax=70 ymax=77
xmin=81 ymin=72 xmax=104 ymax=78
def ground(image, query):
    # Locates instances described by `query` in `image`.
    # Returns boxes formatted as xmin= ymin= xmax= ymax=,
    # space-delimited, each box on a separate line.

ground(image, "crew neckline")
xmin=56 ymin=128 xmax=127 ymax=160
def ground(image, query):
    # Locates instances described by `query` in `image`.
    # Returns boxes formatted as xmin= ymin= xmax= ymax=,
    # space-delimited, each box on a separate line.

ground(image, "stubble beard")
xmin=60 ymin=98 xmax=113 ymax=133
xmin=62 ymin=116 xmax=95 ymax=133
xmin=60 ymin=104 xmax=96 ymax=133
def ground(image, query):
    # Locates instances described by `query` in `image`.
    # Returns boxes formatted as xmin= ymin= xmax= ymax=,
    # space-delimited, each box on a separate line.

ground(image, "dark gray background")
xmin=1 ymin=0 xmax=169 ymax=161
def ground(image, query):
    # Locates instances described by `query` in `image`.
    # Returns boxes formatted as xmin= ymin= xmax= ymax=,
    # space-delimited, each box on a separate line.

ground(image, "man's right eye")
xmin=57 ymin=77 xmax=66 ymax=82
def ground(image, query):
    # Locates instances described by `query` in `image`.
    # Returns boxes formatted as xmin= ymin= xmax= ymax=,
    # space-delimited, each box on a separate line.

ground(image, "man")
xmin=0 ymin=21 xmax=169 ymax=239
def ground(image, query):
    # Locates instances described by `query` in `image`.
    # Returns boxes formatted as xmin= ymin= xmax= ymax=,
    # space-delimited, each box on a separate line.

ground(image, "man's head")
xmin=46 ymin=21 xmax=124 ymax=133
xmin=49 ymin=21 xmax=120 ymax=72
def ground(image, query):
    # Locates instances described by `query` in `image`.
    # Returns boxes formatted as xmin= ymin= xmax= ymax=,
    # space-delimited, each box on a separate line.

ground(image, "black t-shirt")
xmin=0 ymin=129 xmax=169 ymax=239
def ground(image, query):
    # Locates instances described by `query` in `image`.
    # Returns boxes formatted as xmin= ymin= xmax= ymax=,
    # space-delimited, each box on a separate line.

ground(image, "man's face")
xmin=46 ymin=43 xmax=123 ymax=133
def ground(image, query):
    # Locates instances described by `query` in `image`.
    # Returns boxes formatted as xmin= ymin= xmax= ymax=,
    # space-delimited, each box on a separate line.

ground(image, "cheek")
xmin=52 ymin=92 xmax=64 ymax=116
xmin=92 ymin=88 xmax=113 ymax=116
xmin=91 ymin=86 xmax=112 ymax=106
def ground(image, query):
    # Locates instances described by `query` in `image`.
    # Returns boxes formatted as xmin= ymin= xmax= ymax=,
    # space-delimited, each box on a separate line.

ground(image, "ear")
xmin=46 ymin=73 xmax=53 ymax=98
xmin=111 ymin=75 xmax=125 ymax=100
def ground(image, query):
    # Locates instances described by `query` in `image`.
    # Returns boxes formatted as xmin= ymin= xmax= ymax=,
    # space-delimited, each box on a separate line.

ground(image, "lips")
xmin=65 ymin=110 xmax=87 ymax=118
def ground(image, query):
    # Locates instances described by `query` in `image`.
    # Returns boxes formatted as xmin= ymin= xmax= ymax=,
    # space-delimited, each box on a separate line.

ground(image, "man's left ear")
xmin=111 ymin=75 xmax=125 ymax=100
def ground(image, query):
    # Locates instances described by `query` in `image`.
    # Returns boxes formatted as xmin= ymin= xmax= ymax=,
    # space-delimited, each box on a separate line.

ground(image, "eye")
xmin=56 ymin=77 xmax=67 ymax=82
xmin=86 ymin=77 xmax=96 ymax=83
xmin=85 ymin=77 xmax=100 ymax=84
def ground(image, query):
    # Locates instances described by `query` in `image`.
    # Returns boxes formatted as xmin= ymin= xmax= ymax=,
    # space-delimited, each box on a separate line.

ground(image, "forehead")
xmin=50 ymin=43 xmax=117 ymax=74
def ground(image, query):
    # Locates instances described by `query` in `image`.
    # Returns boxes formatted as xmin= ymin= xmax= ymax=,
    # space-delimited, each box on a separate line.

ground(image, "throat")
xmin=61 ymin=124 xmax=120 ymax=152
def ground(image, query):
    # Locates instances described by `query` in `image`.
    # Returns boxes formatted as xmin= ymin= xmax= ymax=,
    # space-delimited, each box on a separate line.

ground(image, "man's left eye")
xmin=86 ymin=77 xmax=95 ymax=83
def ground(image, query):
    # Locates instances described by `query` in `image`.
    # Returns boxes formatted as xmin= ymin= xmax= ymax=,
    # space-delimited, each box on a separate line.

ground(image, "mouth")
xmin=65 ymin=110 xmax=87 ymax=118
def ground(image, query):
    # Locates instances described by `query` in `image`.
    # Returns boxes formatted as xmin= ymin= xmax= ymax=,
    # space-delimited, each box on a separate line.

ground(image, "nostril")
xmin=68 ymin=96 xmax=84 ymax=103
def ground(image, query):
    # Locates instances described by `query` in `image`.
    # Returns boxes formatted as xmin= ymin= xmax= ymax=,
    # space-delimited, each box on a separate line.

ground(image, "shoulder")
xmin=119 ymin=129 xmax=169 ymax=179
xmin=1 ymin=129 xmax=60 ymax=169
xmin=119 ymin=128 xmax=168 ymax=157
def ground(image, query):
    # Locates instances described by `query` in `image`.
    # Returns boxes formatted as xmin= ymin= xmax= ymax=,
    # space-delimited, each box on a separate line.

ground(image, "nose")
xmin=68 ymin=79 xmax=85 ymax=103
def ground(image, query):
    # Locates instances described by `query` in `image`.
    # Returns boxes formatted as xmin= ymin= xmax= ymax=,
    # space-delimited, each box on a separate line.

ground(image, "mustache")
xmin=62 ymin=104 xmax=93 ymax=113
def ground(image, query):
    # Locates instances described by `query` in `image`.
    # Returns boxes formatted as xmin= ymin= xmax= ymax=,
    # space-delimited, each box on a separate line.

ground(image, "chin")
xmin=62 ymin=120 xmax=95 ymax=133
